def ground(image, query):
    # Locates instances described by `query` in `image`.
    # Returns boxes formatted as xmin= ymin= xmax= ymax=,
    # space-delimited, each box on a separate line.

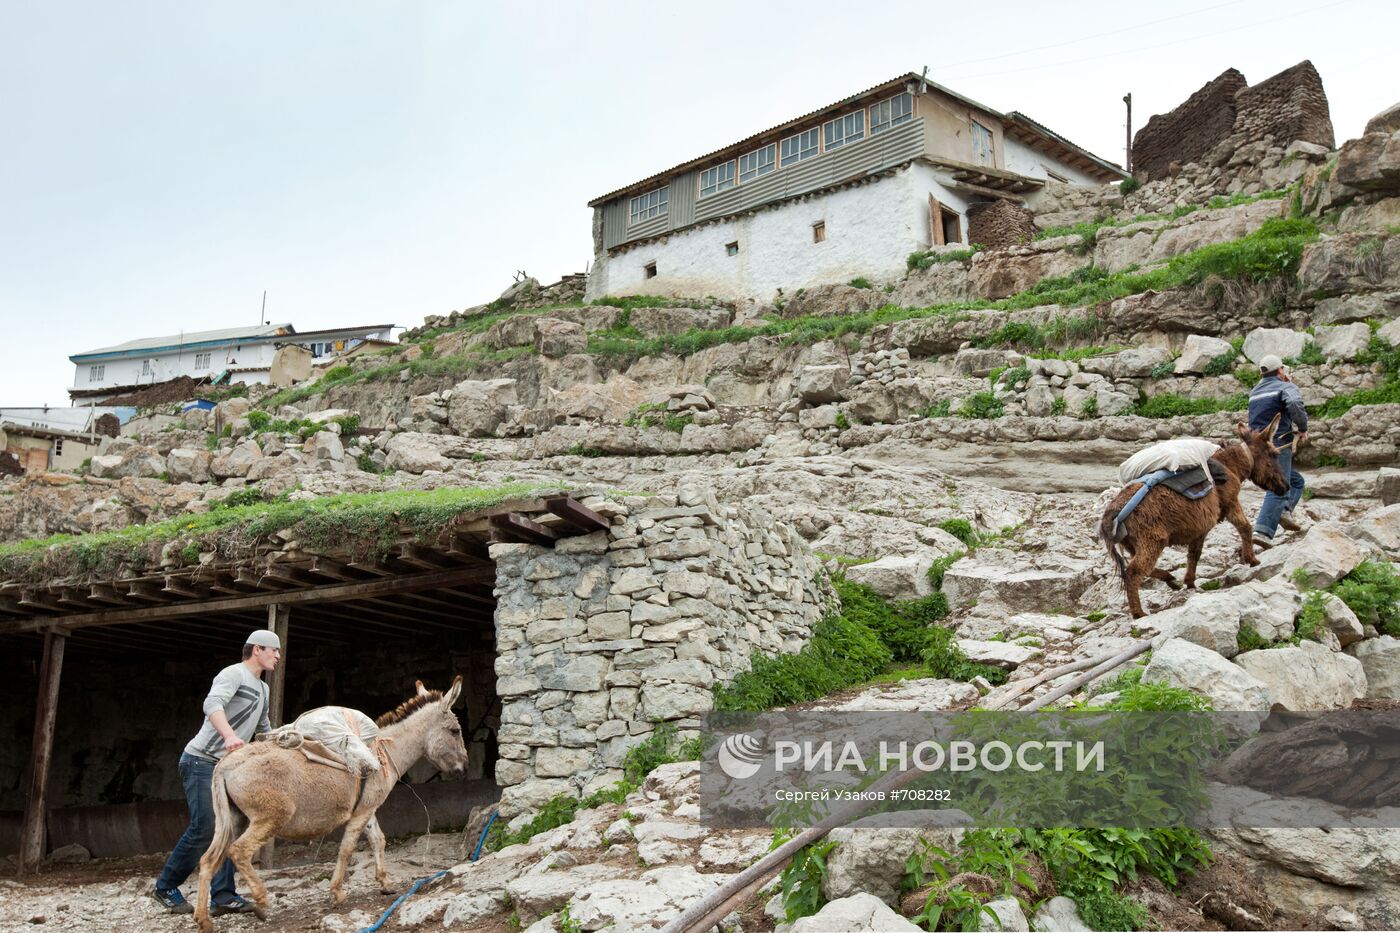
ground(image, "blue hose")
xmin=356 ymin=870 xmax=448 ymax=933
xmin=471 ymin=810 xmax=499 ymax=861
xmin=353 ymin=811 xmax=500 ymax=933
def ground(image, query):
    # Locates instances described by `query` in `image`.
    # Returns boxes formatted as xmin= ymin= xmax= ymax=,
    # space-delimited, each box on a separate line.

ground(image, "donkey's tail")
xmin=1100 ymin=509 xmax=1129 ymax=590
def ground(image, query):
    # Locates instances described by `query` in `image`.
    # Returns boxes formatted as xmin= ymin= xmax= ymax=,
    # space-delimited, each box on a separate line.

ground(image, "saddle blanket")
xmin=1111 ymin=459 xmax=1229 ymax=542
xmin=1118 ymin=438 xmax=1220 ymax=485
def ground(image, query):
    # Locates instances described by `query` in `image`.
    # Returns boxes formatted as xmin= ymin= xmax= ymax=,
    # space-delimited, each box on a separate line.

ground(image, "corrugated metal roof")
xmin=71 ymin=324 xmax=295 ymax=360
xmin=587 ymin=72 xmax=1117 ymax=205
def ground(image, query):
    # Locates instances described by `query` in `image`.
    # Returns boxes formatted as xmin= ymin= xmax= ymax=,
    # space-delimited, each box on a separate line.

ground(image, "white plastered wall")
xmin=1002 ymin=137 xmax=1105 ymax=187
xmin=592 ymin=165 xmax=975 ymax=302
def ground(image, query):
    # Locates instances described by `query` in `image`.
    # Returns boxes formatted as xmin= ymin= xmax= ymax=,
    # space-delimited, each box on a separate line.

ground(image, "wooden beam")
xmin=87 ymin=584 xmax=132 ymax=607
xmin=0 ymin=565 xmax=498 ymax=635
xmin=544 ymin=496 xmax=610 ymax=534
xmin=162 ymin=576 xmax=208 ymax=599
xmin=947 ymin=181 xmax=1025 ymax=204
xmin=308 ymin=557 xmax=358 ymax=581
xmin=397 ymin=544 xmax=454 ymax=570
xmin=19 ymin=591 xmax=63 ymax=614
xmin=259 ymin=603 xmax=290 ymax=870
xmin=488 ymin=512 xmax=557 ymax=547
xmin=56 ymin=590 xmax=94 ymax=611
xmin=127 ymin=582 xmax=170 ymax=603
xmin=19 ymin=630 xmax=66 ymax=872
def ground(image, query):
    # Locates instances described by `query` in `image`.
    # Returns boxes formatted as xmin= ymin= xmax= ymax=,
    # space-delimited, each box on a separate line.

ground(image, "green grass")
xmin=1330 ymin=561 xmax=1400 ymax=636
xmin=713 ymin=611 xmax=893 ymax=711
xmin=959 ymin=391 xmax=1005 ymax=419
xmin=0 ymin=482 xmax=555 ymax=583
xmin=1034 ymin=188 xmax=1288 ymax=242
xmin=848 ymin=277 xmax=874 ymax=290
xmin=1131 ymin=393 xmax=1248 ymax=418
xmin=907 ymin=246 xmax=981 ymax=270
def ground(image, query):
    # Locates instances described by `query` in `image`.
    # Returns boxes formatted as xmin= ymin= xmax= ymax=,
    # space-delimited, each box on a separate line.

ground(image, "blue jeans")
xmin=155 ymin=752 xmax=237 ymax=901
xmin=1253 ymin=446 xmax=1305 ymax=538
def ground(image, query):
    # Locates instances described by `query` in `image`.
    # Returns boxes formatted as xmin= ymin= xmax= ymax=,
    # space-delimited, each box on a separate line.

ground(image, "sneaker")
xmin=211 ymin=895 xmax=256 ymax=917
xmin=153 ymin=888 xmax=194 ymax=915
xmin=1251 ymin=532 xmax=1274 ymax=550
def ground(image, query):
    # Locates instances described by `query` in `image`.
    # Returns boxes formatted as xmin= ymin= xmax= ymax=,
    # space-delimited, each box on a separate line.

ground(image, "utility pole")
xmin=1123 ymin=93 xmax=1133 ymax=174
xmin=260 ymin=290 xmax=267 ymax=326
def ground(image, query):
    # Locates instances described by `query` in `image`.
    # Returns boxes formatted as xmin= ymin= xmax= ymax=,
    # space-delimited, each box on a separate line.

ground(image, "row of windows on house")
xmin=628 ymin=91 xmax=916 ymax=224
xmin=87 ymin=351 xmax=215 ymax=383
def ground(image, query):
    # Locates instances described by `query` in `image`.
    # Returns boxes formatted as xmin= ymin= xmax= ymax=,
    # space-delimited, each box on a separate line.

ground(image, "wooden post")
xmin=258 ymin=604 xmax=289 ymax=869
xmin=19 ymin=629 xmax=67 ymax=873
xmin=929 ymin=195 xmax=945 ymax=246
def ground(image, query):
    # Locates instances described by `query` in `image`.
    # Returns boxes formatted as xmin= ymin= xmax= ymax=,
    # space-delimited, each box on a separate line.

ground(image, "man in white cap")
xmin=1248 ymin=354 xmax=1309 ymax=548
xmin=152 ymin=630 xmax=281 ymax=915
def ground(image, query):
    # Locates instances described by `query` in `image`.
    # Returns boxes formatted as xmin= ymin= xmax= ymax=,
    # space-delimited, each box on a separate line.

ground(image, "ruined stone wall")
xmin=489 ymin=488 xmax=829 ymax=816
xmin=966 ymin=199 xmax=1036 ymax=250
xmin=1132 ymin=62 xmax=1334 ymax=181
xmin=1233 ymin=60 xmax=1334 ymax=151
xmin=1133 ymin=68 xmax=1246 ymax=181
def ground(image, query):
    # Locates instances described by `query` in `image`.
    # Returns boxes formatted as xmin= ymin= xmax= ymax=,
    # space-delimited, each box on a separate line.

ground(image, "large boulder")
xmin=384 ymin=433 xmax=453 ymax=474
xmin=447 ymin=378 xmax=517 ymax=437
xmin=90 ymin=445 xmax=165 ymax=480
xmin=1146 ymin=577 xmax=1302 ymax=654
xmin=824 ymin=813 xmax=964 ymax=906
xmin=533 ymin=318 xmax=586 ymax=357
xmin=1142 ymin=638 xmax=1271 ymax=726
xmin=1335 ymin=129 xmax=1400 ymax=193
xmin=1313 ymin=323 xmax=1372 ymax=360
xmin=548 ymin=376 xmax=645 ymax=422
xmin=311 ymin=430 xmax=344 ymax=462
xmin=1347 ymin=503 xmax=1400 ymax=554
xmin=1113 ymin=347 xmax=1173 ymax=379
xmin=628 ymin=306 xmax=731 ymax=336
xmin=1234 ymin=640 xmax=1367 ymax=710
xmin=1377 ymin=471 xmax=1400 ymax=507
xmin=165 ymin=448 xmax=212 ymax=484
xmin=1318 ymin=593 xmax=1365 ymax=647
xmin=791 ymin=893 xmax=922 ymax=932
xmin=843 ymin=553 xmax=935 ymax=600
xmin=209 ymin=441 xmax=262 ymax=479
xmin=968 ymin=243 xmax=1090 ymax=300
xmin=1174 ymin=334 xmax=1233 ymax=374
xmin=1345 ymin=636 xmax=1400 ymax=698
xmin=1253 ymin=522 xmax=1369 ymax=587
xmin=1365 ymin=102 xmax=1400 ymax=136
xmin=1242 ymin=327 xmax=1309 ymax=364
xmin=957 ymin=639 xmax=1042 ymax=669
xmin=795 ymin=364 xmax=850 ymax=403
xmin=942 ymin=558 xmax=1095 ymax=613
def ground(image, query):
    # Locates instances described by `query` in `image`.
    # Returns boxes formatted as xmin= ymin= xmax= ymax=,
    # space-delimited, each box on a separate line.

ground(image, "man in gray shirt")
xmin=152 ymin=630 xmax=281 ymax=915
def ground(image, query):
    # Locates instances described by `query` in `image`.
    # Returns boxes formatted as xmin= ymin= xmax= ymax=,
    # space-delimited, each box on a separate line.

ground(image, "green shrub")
xmin=919 ymin=400 xmax=952 ymax=419
xmin=322 ymin=365 xmax=354 ymax=383
xmin=210 ymin=487 xmax=265 ymax=511
xmin=1119 ymin=175 xmax=1141 ymax=195
xmin=1237 ymin=624 xmax=1271 ymax=652
xmin=1106 ymin=681 xmax=1212 ymax=712
xmin=937 ymin=518 xmax=978 ymax=547
xmin=1309 ymin=380 xmax=1400 ymax=419
xmin=927 ymin=552 xmax=964 ymax=591
xmin=1315 ymin=453 xmax=1348 ymax=468
xmin=621 ymin=721 xmax=690 ymax=785
xmin=1292 ymin=341 xmax=1326 ymax=365
xmin=777 ymin=835 xmax=838 ymax=921
xmin=1080 ymin=396 xmax=1099 ymax=417
xmin=834 ymin=412 xmax=851 ymax=430
xmin=921 ymin=627 xmax=1006 ymax=685
xmin=848 ymin=277 xmax=874 ymax=290
xmin=959 ymin=391 xmax=1005 ymax=420
xmin=1148 ymin=359 xmax=1176 ymax=380
xmin=996 ymin=365 xmax=1030 ymax=388
xmin=1330 ymin=561 xmax=1400 ymax=636
xmin=1202 ymin=350 xmax=1238 ymax=377
xmin=1068 ymin=883 xmax=1151 ymax=931
xmin=832 ymin=577 xmax=941 ymax=662
xmin=1169 ymin=216 xmax=1317 ymax=284
xmin=1050 ymin=397 xmax=1067 ymax=416
xmin=564 ymin=444 xmax=607 ymax=458
xmin=714 ymin=613 xmax=893 ymax=711
xmin=246 ymin=410 xmax=271 ymax=430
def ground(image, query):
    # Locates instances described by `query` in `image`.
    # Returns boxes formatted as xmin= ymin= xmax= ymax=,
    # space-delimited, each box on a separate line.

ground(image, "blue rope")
xmin=352 ymin=811 xmax=499 ymax=933
xmin=355 ymin=870 xmax=448 ymax=933
xmin=472 ymin=810 xmax=499 ymax=862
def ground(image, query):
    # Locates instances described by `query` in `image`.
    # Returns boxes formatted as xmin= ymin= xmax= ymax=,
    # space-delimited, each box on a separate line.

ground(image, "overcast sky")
xmin=2 ymin=0 xmax=1395 ymax=407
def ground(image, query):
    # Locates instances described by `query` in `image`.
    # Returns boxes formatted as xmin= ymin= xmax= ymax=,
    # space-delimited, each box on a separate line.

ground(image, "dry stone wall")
xmin=966 ymin=199 xmax=1036 ymax=250
xmin=488 ymin=488 xmax=828 ymax=815
xmin=1133 ymin=61 xmax=1333 ymax=182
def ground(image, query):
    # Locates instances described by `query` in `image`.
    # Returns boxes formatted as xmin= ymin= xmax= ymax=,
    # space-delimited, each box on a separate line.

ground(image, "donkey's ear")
xmin=1235 ymin=421 xmax=1250 ymax=438
xmin=415 ymin=680 xmax=429 ymax=697
xmin=443 ymin=675 xmax=463 ymax=708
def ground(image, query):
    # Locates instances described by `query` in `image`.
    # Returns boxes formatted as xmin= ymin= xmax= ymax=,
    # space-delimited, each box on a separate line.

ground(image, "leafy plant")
xmin=959 ymin=391 xmax=1005 ymax=420
xmin=1105 ymin=681 xmax=1212 ymax=712
xmin=907 ymin=246 xmax=981 ymax=270
xmin=920 ymin=400 xmax=953 ymax=418
xmin=1202 ymin=350 xmax=1238 ymax=377
xmin=1118 ymin=175 xmax=1141 ymax=195
xmin=1079 ymin=395 xmax=1099 ymax=417
xmin=1148 ymin=359 xmax=1176 ymax=380
xmin=1237 ymin=624 xmax=1271 ymax=652
xmin=714 ymin=612 xmax=892 ymax=711
xmin=1050 ymin=397 xmax=1067 ymax=416
xmin=921 ymin=627 xmax=1006 ymax=685
xmin=937 ymin=518 xmax=978 ymax=547
xmin=848 ymin=277 xmax=874 ymax=290
xmin=1330 ymin=560 xmax=1400 ymax=636
xmin=556 ymin=903 xmax=583 ymax=933
xmin=564 ymin=444 xmax=608 ymax=458
xmin=1131 ymin=393 xmax=1248 ymax=418
xmin=777 ymin=836 xmax=838 ymax=921
xmin=835 ymin=412 xmax=851 ymax=430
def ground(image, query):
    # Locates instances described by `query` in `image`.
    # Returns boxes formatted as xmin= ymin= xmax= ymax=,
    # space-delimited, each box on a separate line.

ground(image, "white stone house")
xmin=585 ymin=72 xmax=1125 ymax=302
xmin=68 ymin=322 xmax=395 ymax=404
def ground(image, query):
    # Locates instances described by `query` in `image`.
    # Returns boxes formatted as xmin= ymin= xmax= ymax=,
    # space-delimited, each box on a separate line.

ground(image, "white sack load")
xmin=1118 ymin=438 xmax=1220 ymax=485
xmin=268 ymin=706 xmax=381 ymax=774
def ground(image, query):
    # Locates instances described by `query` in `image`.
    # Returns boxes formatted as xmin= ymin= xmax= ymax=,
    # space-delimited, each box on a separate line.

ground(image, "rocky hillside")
xmin=3 ymin=102 xmax=1400 ymax=933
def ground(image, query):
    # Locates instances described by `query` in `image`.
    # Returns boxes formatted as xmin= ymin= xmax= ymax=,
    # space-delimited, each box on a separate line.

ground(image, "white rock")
xmin=824 ymin=812 xmax=965 ymax=905
xmin=1349 ymin=502 xmax=1400 ymax=550
xmin=980 ymin=895 xmax=1029 ymax=931
xmin=1030 ymin=896 xmax=1090 ymax=932
xmin=844 ymin=553 xmax=935 ymax=599
xmin=1242 ymin=326 xmax=1309 ymax=363
xmin=791 ymin=892 xmax=922 ymax=932
xmin=1174 ymin=334 xmax=1233 ymax=374
xmin=1253 ymin=522 xmax=1369 ymax=588
xmin=1145 ymin=577 xmax=1300 ymax=654
xmin=1142 ymin=639 xmax=1271 ymax=730
xmin=1234 ymin=640 xmax=1367 ymax=710
xmin=1313 ymin=323 xmax=1372 ymax=360
xmin=1346 ymin=636 xmax=1400 ymax=698
xmin=957 ymin=639 xmax=1043 ymax=669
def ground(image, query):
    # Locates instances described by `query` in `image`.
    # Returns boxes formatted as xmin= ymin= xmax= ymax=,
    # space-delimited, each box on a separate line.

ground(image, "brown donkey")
xmin=193 ymin=677 xmax=469 ymax=933
xmin=1100 ymin=417 xmax=1290 ymax=618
